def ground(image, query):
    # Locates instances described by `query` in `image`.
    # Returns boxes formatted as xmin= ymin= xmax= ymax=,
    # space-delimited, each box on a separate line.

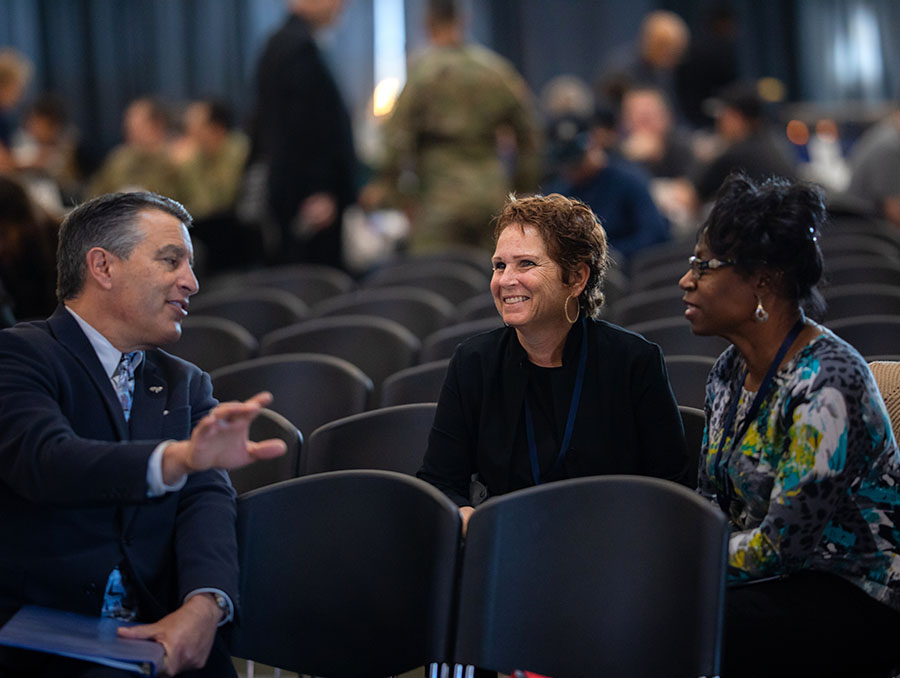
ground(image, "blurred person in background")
xmin=0 ymin=175 xmax=58 ymax=321
xmin=0 ymin=48 xmax=32 ymax=174
xmin=845 ymin=110 xmax=900 ymax=227
xmin=172 ymin=99 xmax=249 ymax=221
xmin=549 ymin=109 xmax=669 ymax=260
xmin=13 ymin=92 xmax=85 ymax=206
xmin=597 ymin=10 xmax=690 ymax=121
xmin=691 ymin=81 xmax=797 ymax=206
xmin=251 ymin=0 xmax=357 ymax=268
xmin=88 ymin=97 xmax=183 ymax=201
xmin=360 ymin=0 xmax=542 ymax=252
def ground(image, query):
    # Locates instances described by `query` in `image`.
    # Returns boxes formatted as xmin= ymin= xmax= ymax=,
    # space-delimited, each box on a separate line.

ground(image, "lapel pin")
xmin=149 ymin=386 xmax=163 ymax=394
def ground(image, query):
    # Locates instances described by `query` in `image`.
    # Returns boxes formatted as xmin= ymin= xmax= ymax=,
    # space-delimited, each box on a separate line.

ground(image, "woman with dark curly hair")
xmin=681 ymin=173 xmax=900 ymax=677
xmin=418 ymin=193 xmax=689 ymax=532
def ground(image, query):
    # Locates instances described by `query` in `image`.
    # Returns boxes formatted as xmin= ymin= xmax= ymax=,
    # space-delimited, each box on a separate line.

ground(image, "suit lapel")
xmin=130 ymin=357 xmax=169 ymax=440
xmin=48 ymin=306 xmax=129 ymax=441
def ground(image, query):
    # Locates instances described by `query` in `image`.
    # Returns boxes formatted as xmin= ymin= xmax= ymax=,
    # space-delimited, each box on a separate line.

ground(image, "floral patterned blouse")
xmin=699 ymin=329 xmax=900 ymax=611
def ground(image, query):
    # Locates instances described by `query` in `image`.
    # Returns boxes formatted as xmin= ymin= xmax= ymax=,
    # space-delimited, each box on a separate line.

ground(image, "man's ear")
xmin=85 ymin=248 xmax=115 ymax=290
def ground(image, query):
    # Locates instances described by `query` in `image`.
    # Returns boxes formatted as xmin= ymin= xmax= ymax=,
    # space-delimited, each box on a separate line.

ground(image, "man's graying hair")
xmin=56 ymin=192 xmax=192 ymax=302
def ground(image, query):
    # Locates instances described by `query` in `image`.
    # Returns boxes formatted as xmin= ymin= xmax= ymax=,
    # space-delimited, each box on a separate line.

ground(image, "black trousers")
xmin=723 ymin=570 xmax=900 ymax=678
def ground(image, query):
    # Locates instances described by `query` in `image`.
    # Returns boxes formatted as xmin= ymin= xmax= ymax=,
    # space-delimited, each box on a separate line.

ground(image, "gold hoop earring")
xmin=564 ymin=295 xmax=580 ymax=324
xmin=754 ymin=297 xmax=769 ymax=323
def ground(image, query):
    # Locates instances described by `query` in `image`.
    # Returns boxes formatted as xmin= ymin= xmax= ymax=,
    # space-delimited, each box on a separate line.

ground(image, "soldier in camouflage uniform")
xmin=364 ymin=0 xmax=542 ymax=251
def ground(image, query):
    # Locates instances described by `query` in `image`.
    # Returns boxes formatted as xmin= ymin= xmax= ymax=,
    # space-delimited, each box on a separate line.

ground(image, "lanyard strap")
xmin=713 ymin=315 xmax=806 ymax=509
xmin=525 ymin=318 xmax=589 ymax=486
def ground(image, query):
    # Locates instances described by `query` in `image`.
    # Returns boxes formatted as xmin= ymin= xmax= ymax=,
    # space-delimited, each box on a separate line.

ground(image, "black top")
xmin=418 ymin=318 xmax=691 ymax=505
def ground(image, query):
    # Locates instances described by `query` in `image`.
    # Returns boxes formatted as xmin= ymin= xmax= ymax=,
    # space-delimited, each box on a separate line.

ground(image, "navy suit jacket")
xmin=0 ymin=306 xmax=238 ymax=625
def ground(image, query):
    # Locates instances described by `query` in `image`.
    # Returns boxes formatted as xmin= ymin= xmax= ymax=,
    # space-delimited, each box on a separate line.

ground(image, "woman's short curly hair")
xmin=699 ymin=172 xmax=827 ymax=317
xmin=493 ymin=193 xmax=609 ymax=318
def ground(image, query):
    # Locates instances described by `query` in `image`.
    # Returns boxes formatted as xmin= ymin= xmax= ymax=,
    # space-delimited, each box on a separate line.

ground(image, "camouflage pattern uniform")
xmin=378 ymin=44 xmax=542 ymax=251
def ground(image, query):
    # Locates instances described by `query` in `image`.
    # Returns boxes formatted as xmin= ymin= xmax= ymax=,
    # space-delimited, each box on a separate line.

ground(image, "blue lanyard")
xmin=713 ymin=315 xmax=806 ymax=513
xmin=524 ymin=318 xmax=589 ymax=486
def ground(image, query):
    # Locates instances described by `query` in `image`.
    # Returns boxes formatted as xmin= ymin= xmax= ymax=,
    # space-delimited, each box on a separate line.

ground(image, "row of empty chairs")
xmin=232 ymin=470 xmax=729 ymax=678
xmin=229 ymin=399 xmax=707 ymax=499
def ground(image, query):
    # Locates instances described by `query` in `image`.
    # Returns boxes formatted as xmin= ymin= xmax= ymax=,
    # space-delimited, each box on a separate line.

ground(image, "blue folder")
xmin=0 ymin=605 xmax=165 ymax=676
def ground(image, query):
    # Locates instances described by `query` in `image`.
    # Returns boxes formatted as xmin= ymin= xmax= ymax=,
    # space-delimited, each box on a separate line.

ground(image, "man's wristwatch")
xmin=212 ymin=593 xmax=229 ymax=622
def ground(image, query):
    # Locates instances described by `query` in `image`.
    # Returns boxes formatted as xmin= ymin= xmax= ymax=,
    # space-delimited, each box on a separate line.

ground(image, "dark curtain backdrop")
xmin=0 ymin=0 xmax=897 ymax=162
xmin=0 ymin=0 xmax=373 ymax=162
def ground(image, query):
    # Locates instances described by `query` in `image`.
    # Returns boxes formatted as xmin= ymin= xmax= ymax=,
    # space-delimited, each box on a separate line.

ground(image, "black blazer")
xmin=418 ymin=319 xmax=690 ymax=505
xmin=0 ymin=307 xmax=237 ymax=623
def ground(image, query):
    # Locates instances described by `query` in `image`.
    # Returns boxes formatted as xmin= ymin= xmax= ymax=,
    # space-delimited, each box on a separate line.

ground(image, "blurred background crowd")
xmin=0 ymin=0 xmax=898 ymax=324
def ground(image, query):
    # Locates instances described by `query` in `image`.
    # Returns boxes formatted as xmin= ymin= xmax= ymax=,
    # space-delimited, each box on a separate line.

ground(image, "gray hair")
xmin=56 ymin=192 xmax=192 ymax=301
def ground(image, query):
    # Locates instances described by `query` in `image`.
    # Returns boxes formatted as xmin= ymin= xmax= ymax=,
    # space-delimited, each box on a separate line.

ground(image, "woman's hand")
xmin=459 ymin=506 xmax=475 ymax=536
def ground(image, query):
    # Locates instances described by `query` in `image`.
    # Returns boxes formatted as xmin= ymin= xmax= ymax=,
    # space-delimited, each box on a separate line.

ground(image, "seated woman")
xmin=681 ymin=173 xmax=900 ymax=678
xmin=418 ymin=193 xmax=690 ymax=532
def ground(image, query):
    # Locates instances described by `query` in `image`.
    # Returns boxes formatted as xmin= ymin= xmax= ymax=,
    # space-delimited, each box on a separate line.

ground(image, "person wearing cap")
xmin=691 ymin=80 xmax=797 ymax=203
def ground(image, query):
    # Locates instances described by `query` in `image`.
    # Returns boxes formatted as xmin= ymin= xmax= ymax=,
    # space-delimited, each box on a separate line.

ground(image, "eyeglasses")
xmin=687 ymin=255 xmax=735 ymax=278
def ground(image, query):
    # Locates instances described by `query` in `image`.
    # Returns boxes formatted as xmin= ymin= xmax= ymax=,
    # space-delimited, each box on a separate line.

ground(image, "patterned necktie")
xmin=112 ymin=352 xmax=139 ymax=421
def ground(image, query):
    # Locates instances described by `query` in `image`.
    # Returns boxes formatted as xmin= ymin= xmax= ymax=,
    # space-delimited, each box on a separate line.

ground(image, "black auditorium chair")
xmin=232 ymin=470 xmax=461 ymax=678
xmin=210 ymin=354 xmax=372 ymax=439
xmin=302 ymin=403 xmax=437 ymax=476
xmin=189 ymin=287 xmax=308 ymax=339
xmin=679 ymin=404 xmax=706 ymax=486
xmin=228 ymin=408 xmax=303 ymax=495
xmin=312 ymin=286 xmax=455 ymax=341
xmin=627 ymin=317 xmax=730 ymax=359
xmin=167 ymin=316 xmax=258 ymax=373
xmin=452 ymin=475 xmax=728 ymax=678
xmin=828 ymin=315 xmax=900 ymax=359
xmin=260 ymin=315 xmax=420 ymax=399
xmin=456 ymin=293 xmax=498 ymax=322
xmin=380 ymin=359 xmax=451 ymax=408
xmin=420 ymin=317 xmax=505 ymax=363
xmin=665 ymin=354 xmax=715 ymax=410
xmin=610 ymin=287 xmax=685 ymax=327
xmin=362 ymin=260 xmax=488 ymax=305
xmin=822 ymin=284 xmax=900 ymax=322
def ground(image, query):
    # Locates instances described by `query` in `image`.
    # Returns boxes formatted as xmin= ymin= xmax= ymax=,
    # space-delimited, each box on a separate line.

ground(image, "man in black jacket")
xmin=251 ymin=0 xmax=357 ymax=268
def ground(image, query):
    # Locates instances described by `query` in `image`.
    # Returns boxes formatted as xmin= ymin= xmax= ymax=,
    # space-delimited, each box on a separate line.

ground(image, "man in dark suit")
xmin=251 ymin=0 xmax=357 ymax=268
xmin=0 ymin=191 xmax=285 ymax=676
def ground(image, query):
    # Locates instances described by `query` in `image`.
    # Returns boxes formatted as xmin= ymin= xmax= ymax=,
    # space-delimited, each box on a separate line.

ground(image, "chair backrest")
xmin=819 ymin=233 xmax=900 ymax=260
xmin=420 ymin=317 xmax=504 ymax=363
xmin=362 ymin=260 xmax=488 ymax=305
xmin=312 ymin=286 xmax=455 ymax=340
xmin=610 ymin=287 xmax=685 ymax=327
xmin=394 ymin=245 xmax=493 ymax=277
xmin=228 ymin=408 xmax=303 ymax=495
xmin=829 ymin=315 xmax=900 ymax=359
xmin=241 ymin=263 xmax=356 ymax=306
xmin=628 ymin=316 xmax=730 ymax=359
xmin=454 ymin=475 xmax=728 ymax=678
xmin=823 ymin=255 xmax=900 ymax=287
xmin=665 ymin=354 xmax=715 ymax=409
xmin=303 ymin=403 xmax=437 ymax=476
xmin=627 ymin=237 xmax=695 ymax=277
xmin=210 ymin=354 xmax=372 ymax=437
xmin=190 ymin=287 xmax=309 ymax=338
xmin=628 ymin=259 xmax=689 ymax=293
xmin=166 ymin=316 xmax=258 ymax=373
xmin=380 ymin=359 xmax=450 ymax=408
xmin=679 ymin=404 xmax=706 ymax=487
xmin=456 ymin=292 xmax=498 ymax=322
xmin=233 ymin=470 xmax=462 ymax=677
xmin=259 ymin=315 xmax=420 ymax=395
xmin=822 ymin=283 xmax=900 ymax=322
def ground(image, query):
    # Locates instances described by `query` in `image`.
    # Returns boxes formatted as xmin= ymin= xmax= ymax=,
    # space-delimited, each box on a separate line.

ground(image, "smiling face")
xmin=679 ymin=237 xmax=757 ymax=338
xmin=491 ymin=223 xmax=586 ymax=335
xmin=104 ymin=209 xmax=198 ymax=350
